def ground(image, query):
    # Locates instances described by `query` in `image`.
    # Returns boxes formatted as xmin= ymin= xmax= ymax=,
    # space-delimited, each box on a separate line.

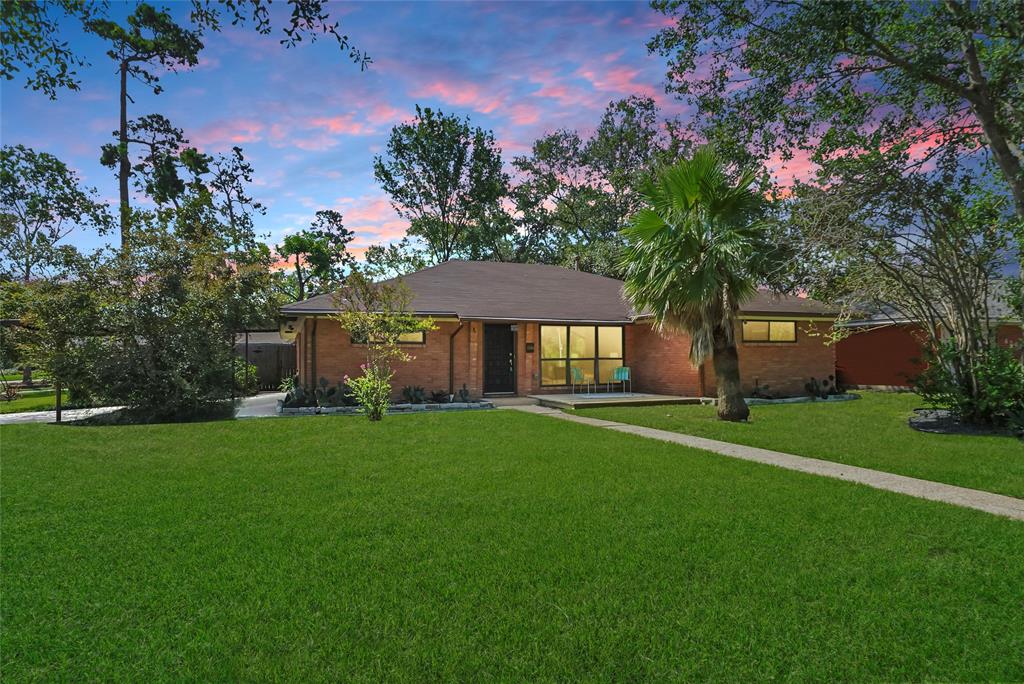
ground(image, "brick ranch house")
xmin=280 ymin=261 xmax=839 ymax=399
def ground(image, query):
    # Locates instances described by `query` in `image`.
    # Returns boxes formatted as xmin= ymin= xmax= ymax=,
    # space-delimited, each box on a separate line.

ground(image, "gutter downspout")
xmin=448 ymin=322 xmax=465 ymax=396
xmin=310 ymin=317 xmax=318 ymax=388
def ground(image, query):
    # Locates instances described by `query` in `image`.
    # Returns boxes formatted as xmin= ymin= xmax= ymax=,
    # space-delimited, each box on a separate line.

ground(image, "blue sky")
xmin=2 ymin=1 xmax=693 ymax=258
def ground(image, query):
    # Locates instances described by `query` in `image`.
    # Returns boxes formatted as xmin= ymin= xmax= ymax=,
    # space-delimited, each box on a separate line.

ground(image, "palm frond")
xmin=620 ymin=147 xmax=768 ymax=364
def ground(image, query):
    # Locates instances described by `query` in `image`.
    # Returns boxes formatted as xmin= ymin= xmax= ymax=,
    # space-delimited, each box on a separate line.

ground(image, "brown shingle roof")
xmin=280 ymin=260 xmax=836 ymax=321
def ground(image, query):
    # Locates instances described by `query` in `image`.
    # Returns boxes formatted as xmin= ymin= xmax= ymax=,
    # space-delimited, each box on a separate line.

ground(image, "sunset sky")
xmin=2 ymin=1 xmax=815 ymax=257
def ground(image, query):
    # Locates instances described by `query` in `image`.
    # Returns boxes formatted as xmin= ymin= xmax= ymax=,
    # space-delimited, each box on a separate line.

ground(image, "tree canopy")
xmin=649 ymin=0 xmax=1024 ymax=218
xmin=0 ymin=144 xmax=111 ymax=282
xmin=374 ymin=106 xmax=508 ymax=263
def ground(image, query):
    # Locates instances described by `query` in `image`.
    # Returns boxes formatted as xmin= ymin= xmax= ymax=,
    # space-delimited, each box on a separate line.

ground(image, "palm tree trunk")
xmin=712 ymin=330 xmax=749 ymax=422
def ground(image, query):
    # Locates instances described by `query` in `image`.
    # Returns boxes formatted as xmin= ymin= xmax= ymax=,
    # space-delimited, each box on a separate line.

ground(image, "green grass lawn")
xmin=1 ymin=372 xmax=47 ymax=382
xmin=3 ymin=411 xmax=1023 ymax=680
xmin=0 ymin=389 xmax=69 ymax=414
xmin=577 ymin=392 xmax=1024 ymax=499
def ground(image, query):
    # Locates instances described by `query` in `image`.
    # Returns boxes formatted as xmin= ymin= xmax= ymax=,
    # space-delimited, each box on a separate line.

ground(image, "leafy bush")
xmin=915 ymin=340 xmax=1024 ymax=430
xmin=315 ymin=377 xmax=356 ymax=407
xmin=282 ymin=384 xmax=315 ymax=408
xmin=401 ymin=385 xmax=426 ymax=404
xmin=278 ymin=374 xmax=296 ymax=393
xmin=234 ymin=362 xmax=259 ymax=396
xmin=430 ymin=389 xmax=449 ymax=404
xmin=455 ymin=384 xmax=471 ymax=403
xmin=805 ymin=375 xmax=844 ymax=400
xmin=345 ymin=365 xmax=392 ymax=421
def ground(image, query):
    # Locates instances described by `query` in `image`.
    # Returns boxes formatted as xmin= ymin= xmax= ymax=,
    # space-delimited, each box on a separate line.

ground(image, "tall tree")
xmin=276 ymin=210 xmax=355 ymax=302
xmin=0 ymin=0 xmax=102 ymax=99
xmin=512 ymin=96 xmax=684 ymax=275
xmin=100 ymin=113 xmax=211 ymax=213
xmin=786 ymin=153 xmax=1018 ymax=422
xmin=88 ymin=3 xmax=204 ymax=248
xmin=0 ymin=145 xmax=111 ymax=282
xmin=621 ymin=148 xmax=772 ymax=422
xmin=1 ymin=0 xmax=369 ymax=100
xmin=374 ymin=106 xmax=508 ymax=262
xmin=362 ymin=237 xmax=429 ymax=279
xmin=649 ymin=0 xmax=1024 ymax=220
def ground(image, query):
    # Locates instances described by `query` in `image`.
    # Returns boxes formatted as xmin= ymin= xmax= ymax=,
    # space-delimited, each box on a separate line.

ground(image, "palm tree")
xmin=620 ymin=147 xmax=769 ymax=421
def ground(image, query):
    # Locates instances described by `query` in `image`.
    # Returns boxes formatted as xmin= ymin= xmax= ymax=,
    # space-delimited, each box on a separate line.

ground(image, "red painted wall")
xmin=997 ymin=324 xmax=1022 ymax=349
xmin=837 ymin=322 xmax=1023 ymax=387
xmin=836 ymin=324 xmax=929 ymax=387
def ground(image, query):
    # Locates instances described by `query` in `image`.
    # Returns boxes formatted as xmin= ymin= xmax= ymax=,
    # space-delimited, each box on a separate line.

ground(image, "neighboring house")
xmin=280 ymin=261 xmax=838 ymax=399
xmin=234 ymin=331 xmax=296 ymax=390
xmin=836 ymin=285 xmax=1023 ymax=388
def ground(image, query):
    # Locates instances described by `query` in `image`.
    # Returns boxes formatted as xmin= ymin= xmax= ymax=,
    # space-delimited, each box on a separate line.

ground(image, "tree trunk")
xmin=711 ymin=329 xmax=749 ymax=422
xmin=118 ymin=60 xmax=130 ymax=249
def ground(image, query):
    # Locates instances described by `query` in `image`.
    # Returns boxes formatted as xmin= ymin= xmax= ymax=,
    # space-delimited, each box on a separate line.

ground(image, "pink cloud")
xmin=765 ymin=149 xmax=818 ymax=186
xmin=603 ymin=49 xmax=626 ymax=64
xmin=337 ymin=195 xmax=411 ymax=243
xmin=308 ymin=114 xmax=368 ymax=136
xmin=507 ymin=102 xmax=541 ymax=126
xmin=367 ymin=103 xmax=405 ymax=126
xmin=576 ymin=65 xmax=661 ymax=101
xmin=411 ymin=79 xmax=505 ymax=114
xmin=190 ymin=118 xmax=265 ymax=150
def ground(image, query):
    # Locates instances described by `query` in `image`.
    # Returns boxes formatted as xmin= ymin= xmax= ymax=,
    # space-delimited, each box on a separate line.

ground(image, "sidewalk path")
xmin=237 ymin=392 xmax=285 ymax=418
xmin=0 ymin=406 xmax=124 ymax=425
xmin=503 ymin=404 xmax=1024 ymax=522
xmin=2 ymin=392 xmax=285 ymax=425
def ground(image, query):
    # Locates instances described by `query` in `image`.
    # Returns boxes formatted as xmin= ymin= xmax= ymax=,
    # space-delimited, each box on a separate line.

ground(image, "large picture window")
xmin=540 ymin=325 xmax=624 ymax=386
xmin=741 ymin=320 xmax=796 ymax=343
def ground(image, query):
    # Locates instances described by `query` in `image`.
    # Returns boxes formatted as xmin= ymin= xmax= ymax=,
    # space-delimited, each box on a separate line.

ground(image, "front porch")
xmin=527 ymin=392 xmax=711 ymax=410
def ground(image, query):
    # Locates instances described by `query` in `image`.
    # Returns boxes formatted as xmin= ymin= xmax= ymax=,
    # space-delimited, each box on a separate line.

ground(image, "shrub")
xmin=282 ymin=384 xmax=315 ymax=408
xmin=2 ymin=383 xmax=19 ymax=402
xmin=805 ymin=375 xmax=844 ymax=400
xmin=401 ymin=385 xmax=426 ymax=404
xmin=430 ymin=389 xmax=449 ymax=404
xmin=915 ymin=340 xmax=1024 ymax=429
xmin=345 ymin=365 xmax=392 ymax=421
xmin=234 ymin=362 xmax=259 ymax=396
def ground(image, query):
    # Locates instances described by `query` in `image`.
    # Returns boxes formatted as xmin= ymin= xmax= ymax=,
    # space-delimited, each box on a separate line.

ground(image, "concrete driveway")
xmin=236 ymin=392 xmax=285 ymax=418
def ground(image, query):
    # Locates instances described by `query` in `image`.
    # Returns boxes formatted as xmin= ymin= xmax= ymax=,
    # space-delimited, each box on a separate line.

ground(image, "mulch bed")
xmin=909 ymin=408 xmax=1020 ymax=438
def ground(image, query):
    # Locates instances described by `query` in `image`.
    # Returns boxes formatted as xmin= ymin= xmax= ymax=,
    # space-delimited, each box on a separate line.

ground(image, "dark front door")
xmin=484 ymin=324 xmax=516 ymax=394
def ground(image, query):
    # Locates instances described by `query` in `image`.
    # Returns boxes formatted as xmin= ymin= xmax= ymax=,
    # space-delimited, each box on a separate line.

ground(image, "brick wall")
xmin=297 ymin=316 xmax=836 ymax=399
xmin=729 ymin=321 xmax=836 ymax=396
xmin=628 ymin=323 xmax=702 ymax=395
xmin=627 ymin=320 xmax=834 ymax=397
xmin=298 ymin=317 xmax=479 ymax=400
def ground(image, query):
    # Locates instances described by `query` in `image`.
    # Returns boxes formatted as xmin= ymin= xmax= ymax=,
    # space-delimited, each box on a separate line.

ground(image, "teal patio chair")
xmin=570 ymin=365 xmax=593 ymax=395
xmin=610 ymin=366 xmax=631 ymax=394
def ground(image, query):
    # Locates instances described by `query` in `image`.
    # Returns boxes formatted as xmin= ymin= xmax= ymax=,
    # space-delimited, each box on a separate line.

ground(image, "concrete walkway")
xmin=236 ymin=392 xmax=286 ymax=418
xmin=0 ymin=405 xmax=124 ymax=425
xmin=2 ymin=392 xmax=285 ymax=424
xmin=503 ymin=404 xmax=1024 ymax=522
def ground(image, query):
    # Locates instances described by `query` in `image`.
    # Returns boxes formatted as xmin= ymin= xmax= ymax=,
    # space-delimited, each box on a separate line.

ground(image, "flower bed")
xmin=745 ymin=393 xmax=860 ymax=406
xmin=278 ymin=400 xmax=494 ymax=416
